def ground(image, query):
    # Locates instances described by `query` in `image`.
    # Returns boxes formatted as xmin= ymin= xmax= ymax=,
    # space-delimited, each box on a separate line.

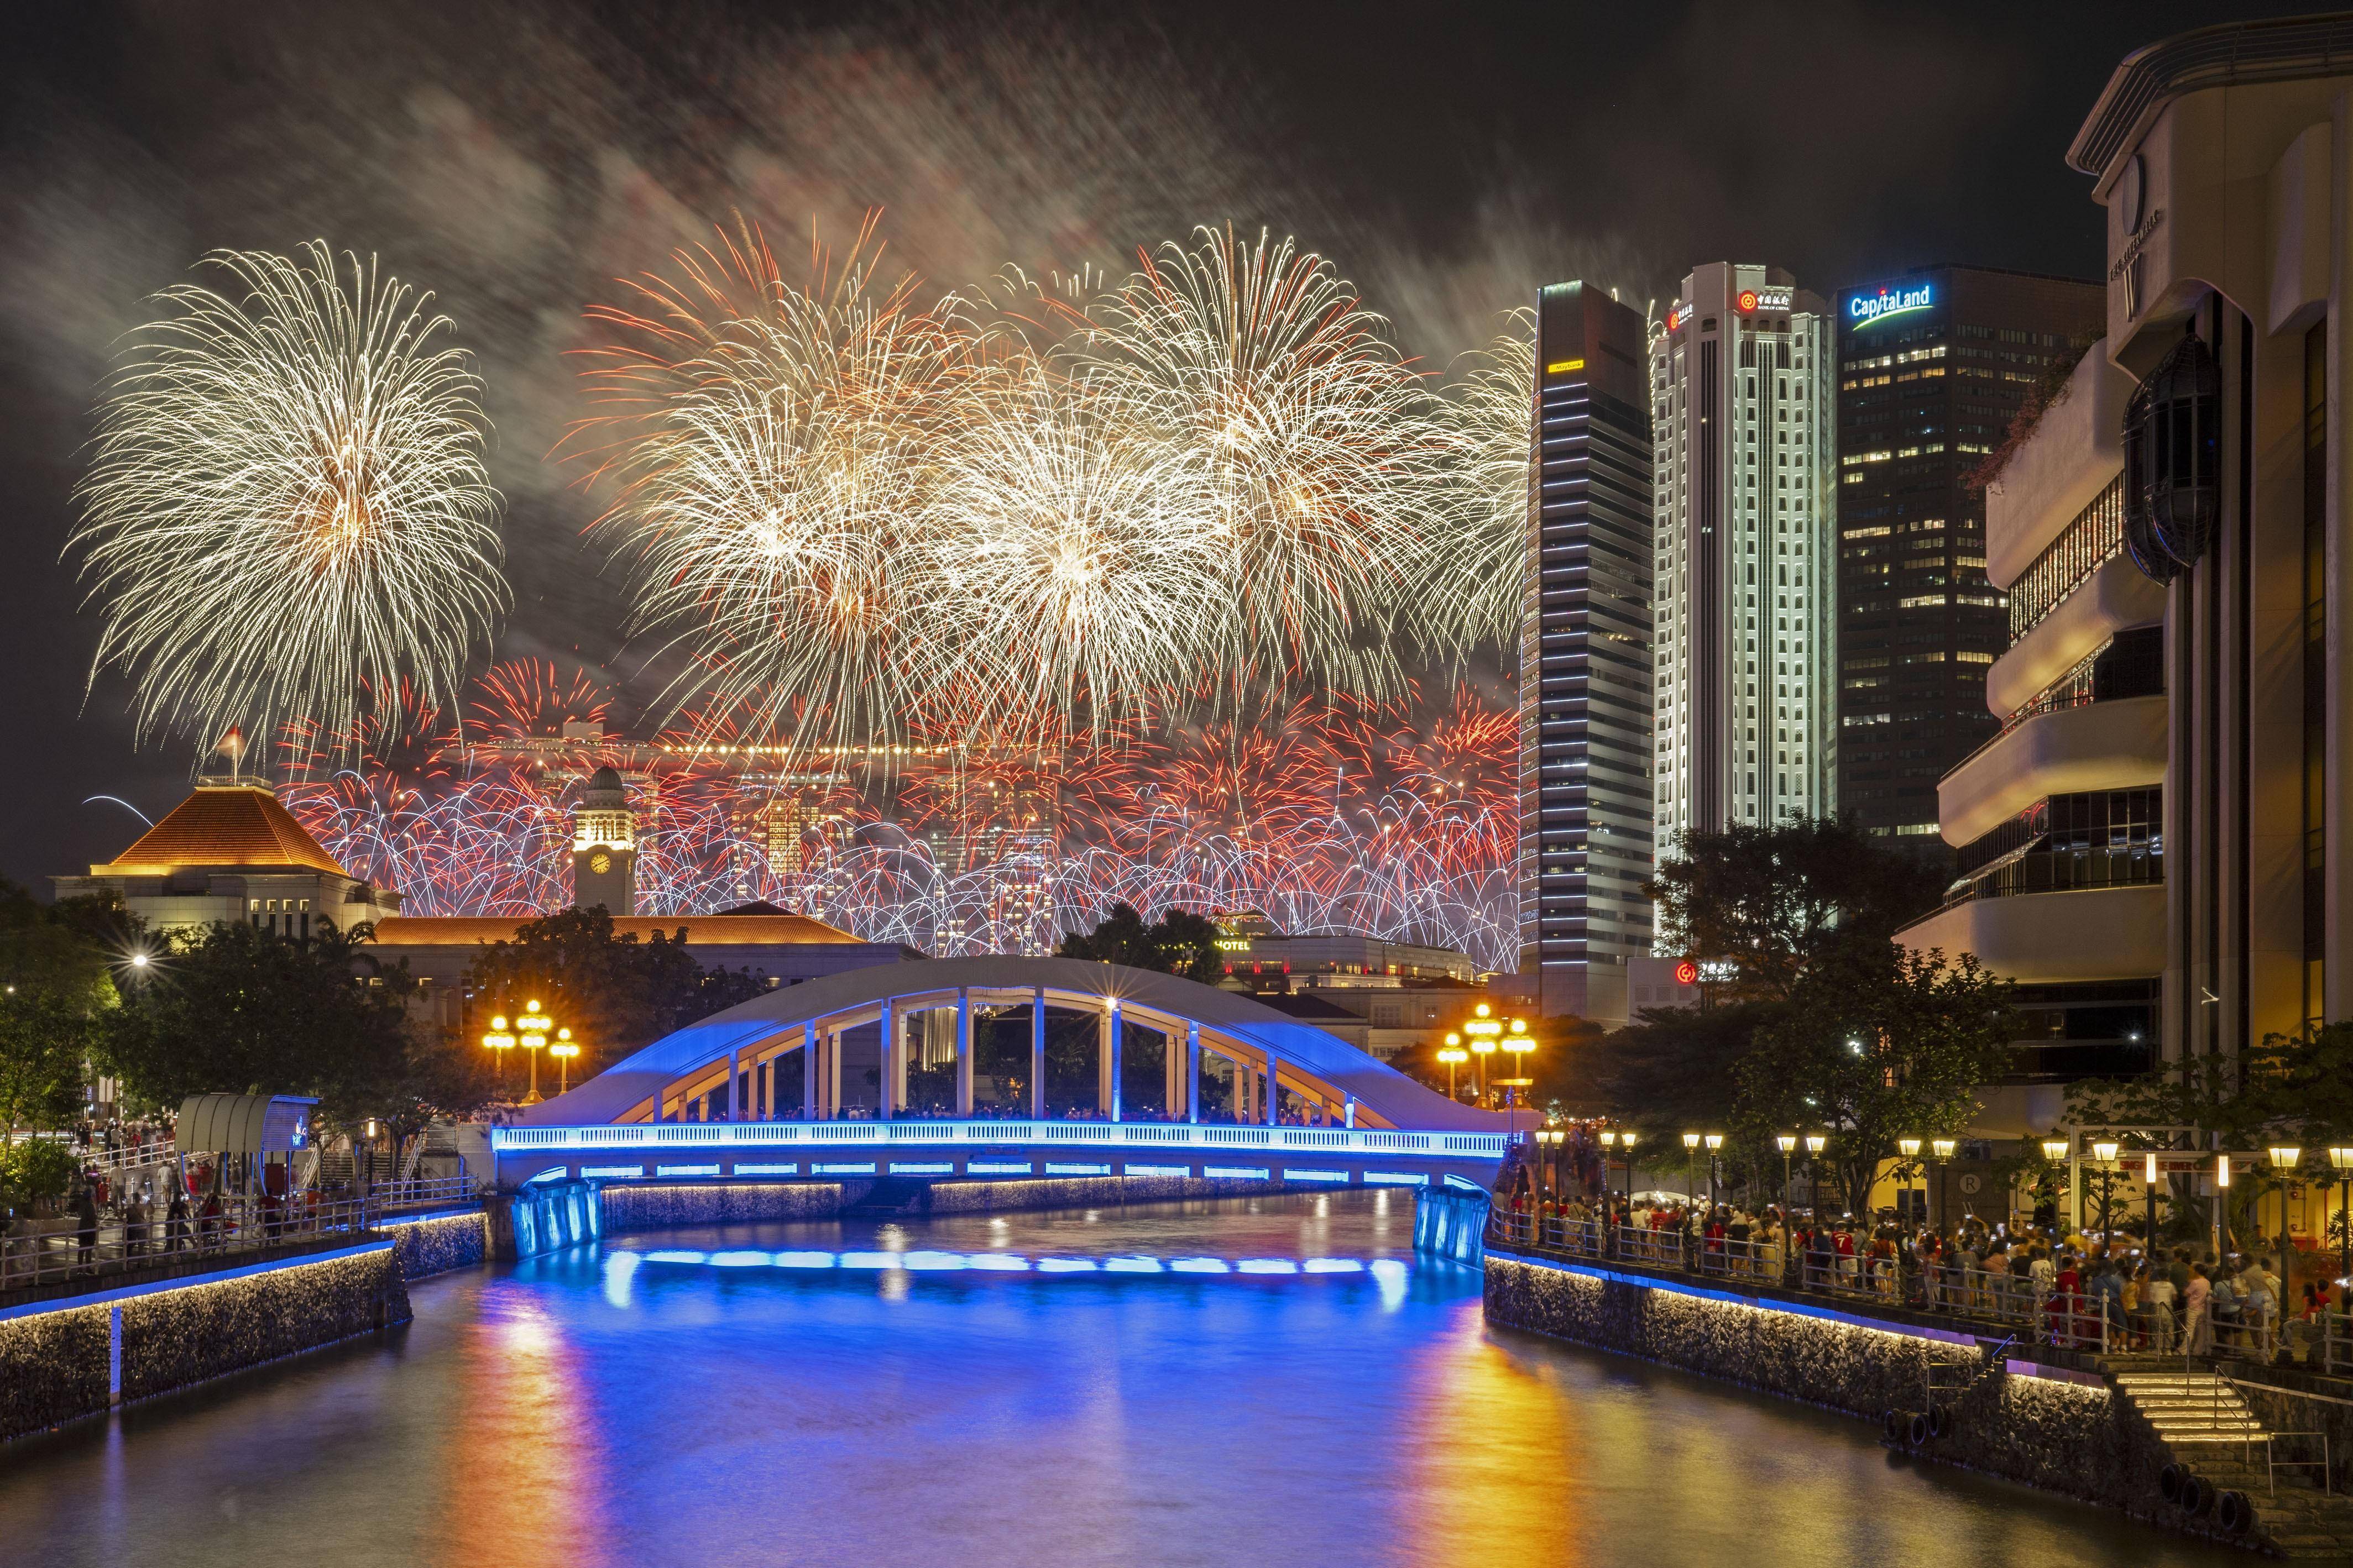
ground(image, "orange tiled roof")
xmin=369 ymin=913 xmax=866 ymax=947
xmin=96 ymin=785 xmax=351 ymax=878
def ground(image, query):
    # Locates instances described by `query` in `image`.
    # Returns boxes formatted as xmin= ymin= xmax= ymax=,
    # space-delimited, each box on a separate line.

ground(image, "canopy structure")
xmin=175 ymin=1093 xmax=319 ymax=1158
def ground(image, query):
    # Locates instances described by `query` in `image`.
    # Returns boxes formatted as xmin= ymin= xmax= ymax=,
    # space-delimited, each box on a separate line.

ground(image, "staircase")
xmin=2110 ymin=1366 xmax=2353 ymax=1556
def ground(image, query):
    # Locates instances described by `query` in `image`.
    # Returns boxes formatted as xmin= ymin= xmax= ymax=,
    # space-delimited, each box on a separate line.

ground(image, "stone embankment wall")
xmin=386 ymin=1211 xmax=490 ymax=1279
xmin=1486 ymin=1252 xmax=2251 ymax=1551
xmin=0 ymin=1241 xmax=410 ymax=1443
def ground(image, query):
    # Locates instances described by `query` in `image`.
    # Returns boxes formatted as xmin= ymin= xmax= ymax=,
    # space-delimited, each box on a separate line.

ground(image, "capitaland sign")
xmin=1848 ymin=281 xmax=1933 ymax=327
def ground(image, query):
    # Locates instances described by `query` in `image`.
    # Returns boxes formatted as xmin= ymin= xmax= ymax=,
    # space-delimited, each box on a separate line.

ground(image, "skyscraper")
xmin=1834 ymin=266 xmax=2104 ymax=838
xmin=1649 ymin=264 xmax=1838 ymax=845
xmin=1517 ymin=281 xmax=1654 ymax=1022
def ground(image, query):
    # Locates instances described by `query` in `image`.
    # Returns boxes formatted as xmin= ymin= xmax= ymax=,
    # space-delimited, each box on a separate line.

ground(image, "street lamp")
xmin=2091 ymin=1139 xmax=2121 ymax=1241
xmin=1704 ymin=1132 xmax=1724 ymax=1213
xmin=1437 ymin=1035 xmax=1467 ymax=1101
xmin=1897 ymin=1137 xmax=1922 ymax=1227
xmin=551 ymin=1027 xmax=581 ymax=1096
xmin=2330 ymin=1147 xmax=2353 ymax=1283
xmin=1464 ymin=1004 xmax=1503 ymax=1106
xmin=1776 ymin=1132 xmax=1797 ymax=1217
xmin=2268 ymin=1145 xmax=2303 ymax=1272
xmin=1806 ymin=1132 xmax=1827 ymax=1222
xmin=1931 ymin=1137 xmax=1957 ymax=1230
xmin=515 ymin=1000 xmax=554 ymax=1105
xmin=1682 ymin=1132 xmax=1701 ymax=1208
xmin=1498 ymin=1020 xmax=1535 ymax=1140
xmin=2040 ymin=1136 xmax=2070 ymax=1230
xmin=481 ymin=1015 xmax=516 ymax=1091
xmin=2145 ymin=1149 xmax=2162 ymax=1260
xmin=1619 ymin=1130 xmax=1639 ymax=1210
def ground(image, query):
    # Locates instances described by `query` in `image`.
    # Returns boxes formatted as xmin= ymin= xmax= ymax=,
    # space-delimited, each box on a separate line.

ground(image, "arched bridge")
xmin=494 ymin=956 xmax=1510 ymax=1191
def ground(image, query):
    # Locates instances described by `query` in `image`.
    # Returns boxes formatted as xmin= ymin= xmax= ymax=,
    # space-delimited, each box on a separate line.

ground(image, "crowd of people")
xmin=1505 ymin=1185 xmax=2344 ymax=1362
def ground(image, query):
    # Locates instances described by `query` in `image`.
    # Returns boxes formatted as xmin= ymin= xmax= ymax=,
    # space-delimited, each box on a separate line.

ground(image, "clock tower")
xmin=571 ymin=767 xmax=636 ymax=915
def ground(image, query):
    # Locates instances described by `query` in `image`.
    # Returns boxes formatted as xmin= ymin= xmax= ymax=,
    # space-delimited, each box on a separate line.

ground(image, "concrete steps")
xmin=2110 ymin=1370 xmax=2353 ymax=1556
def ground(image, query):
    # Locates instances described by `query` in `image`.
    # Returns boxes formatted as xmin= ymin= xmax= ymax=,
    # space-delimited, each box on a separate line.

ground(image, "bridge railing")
xmin=494 ymin=1120 xmax=1511 ymax=1160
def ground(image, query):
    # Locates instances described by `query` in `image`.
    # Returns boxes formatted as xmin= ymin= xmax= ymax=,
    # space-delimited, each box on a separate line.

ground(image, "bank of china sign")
xmin=1848 ymin=282 xmax=1933 ymax=327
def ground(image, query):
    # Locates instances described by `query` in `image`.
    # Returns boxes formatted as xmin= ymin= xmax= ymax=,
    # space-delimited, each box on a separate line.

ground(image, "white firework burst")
xmin=71 ymin=240 xmax=506 ymax=749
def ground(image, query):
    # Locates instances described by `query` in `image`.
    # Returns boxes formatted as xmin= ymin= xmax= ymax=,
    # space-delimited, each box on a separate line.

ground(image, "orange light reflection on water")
xmin=438 ymin=1294 xmax=611 ymax=1568
xmin=1402 ymin=1305 xmax=1585 ymax=1565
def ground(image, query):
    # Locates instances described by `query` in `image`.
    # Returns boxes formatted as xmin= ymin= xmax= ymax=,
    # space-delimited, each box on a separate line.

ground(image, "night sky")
xmin=0 ymin=1 xmax=2289 ymax=891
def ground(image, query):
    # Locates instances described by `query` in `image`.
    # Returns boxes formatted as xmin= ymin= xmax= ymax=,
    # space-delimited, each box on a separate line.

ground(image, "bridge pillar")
xmin=726 ymin=1047 xmax=741 ymax=1120
xmin=1107 ymin=1000 xmax=1123 ymax=1122
xmin=1185 ymin=1022 xmax=1200 ymax=1123
xmin=955 ymin=988 xmax=974 ymax=1116
xmin=802 ymin=1021 xmax=817 ymax=1120
xmin=877 ymin=1000 xmax=895 ymax=1122
xmin=1096 ymin=1006 xmax=1112 ymax=1116
xmin=1263 ymin=1055 xmax=1279 ymax=1127
xmin=827 ymin=1025 xmax=843 ymax=1119
xmin=1029 ymin=988 xmax=1045 ymax=1119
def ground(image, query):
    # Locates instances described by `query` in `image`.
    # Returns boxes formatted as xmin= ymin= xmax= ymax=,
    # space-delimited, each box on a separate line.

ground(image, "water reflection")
xmin=0 ymin=1193 xmax=2251 ymax=1568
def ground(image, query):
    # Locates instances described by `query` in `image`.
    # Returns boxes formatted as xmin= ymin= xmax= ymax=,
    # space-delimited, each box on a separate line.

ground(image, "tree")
xmin=0 ymin=880 xmax=125 ymax=1132
xmin=1647 ymin=815 xmax=1949 ymax=1000
xmin=1058 ymin=904 xmax=1222 ymax=984
xmin=1585 ymin=1000 xmax=1771 ymax=1151
xmin=1731 ymin=944 xmax=2012 ymax=1216
xmin=97 ymin=917 xmax=461 ymax=1134
xmin=460 ymin=906 xmax=709 ymax=1071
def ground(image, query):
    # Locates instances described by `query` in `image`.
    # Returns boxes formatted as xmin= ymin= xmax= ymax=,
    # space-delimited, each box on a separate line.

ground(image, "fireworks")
xmin=283 ymin=660 xmax=1517 ymax=970
xmin=574 ymin=220 xmax=1476 ymax=750
xmin=71 ymin=242 xmax=508 ymax=748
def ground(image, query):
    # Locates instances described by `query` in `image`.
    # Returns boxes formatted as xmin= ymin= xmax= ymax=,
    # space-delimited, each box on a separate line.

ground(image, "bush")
xmin=1 ymin=1139 xmax=78 ymax=1209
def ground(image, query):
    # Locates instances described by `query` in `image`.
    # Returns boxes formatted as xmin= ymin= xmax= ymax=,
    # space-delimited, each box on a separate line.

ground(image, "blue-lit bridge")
xmin=496 ymin=956 xmax=1510 ymax=1192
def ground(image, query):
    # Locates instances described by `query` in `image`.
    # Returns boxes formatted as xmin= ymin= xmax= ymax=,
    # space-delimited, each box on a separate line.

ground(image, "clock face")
xmin=589 ymin=851 xmax=612 ymax=874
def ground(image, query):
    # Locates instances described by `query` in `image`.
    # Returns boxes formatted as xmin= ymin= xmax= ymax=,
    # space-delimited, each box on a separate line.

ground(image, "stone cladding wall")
xmin=1486 ymin=1252 xmax=2258 ymax=1551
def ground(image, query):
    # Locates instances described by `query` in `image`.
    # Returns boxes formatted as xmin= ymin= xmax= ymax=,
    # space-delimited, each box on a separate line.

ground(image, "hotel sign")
xmin=1849 ymin=282 xmax=1934 ymax=327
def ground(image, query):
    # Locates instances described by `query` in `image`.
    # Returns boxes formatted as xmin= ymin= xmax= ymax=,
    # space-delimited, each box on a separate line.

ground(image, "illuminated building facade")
xmin=1517 ymin=281 xmax=1655 ymax=1023
xmin=1649 ymin=263 xmax=1838 ymax=844
xmin=1834 ymin=266 xmax=2104 ymax=838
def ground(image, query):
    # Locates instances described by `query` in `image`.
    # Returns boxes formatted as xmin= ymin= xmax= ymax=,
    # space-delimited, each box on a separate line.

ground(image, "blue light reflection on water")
xmin=0 ymin=1192 xmax=2256 ymax=1568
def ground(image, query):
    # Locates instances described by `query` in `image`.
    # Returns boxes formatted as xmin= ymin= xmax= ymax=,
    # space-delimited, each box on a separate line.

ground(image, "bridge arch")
xmin=515 ymin=955 xmax=1498 ymax=1135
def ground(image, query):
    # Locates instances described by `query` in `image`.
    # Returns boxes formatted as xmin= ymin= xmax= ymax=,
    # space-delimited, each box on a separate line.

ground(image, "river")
xmin=0 ymin=1192 xmax=2248 ymax=1567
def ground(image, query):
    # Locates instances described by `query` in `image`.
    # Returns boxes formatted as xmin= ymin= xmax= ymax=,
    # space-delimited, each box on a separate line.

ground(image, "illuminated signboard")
xmin=1735 ymin=287 xmax=1792 ymax=314
xmin=1848 ymin=281 xmax=1934 ymax=327
xmin=1674 ymin=959 xmax=1699 ymax=985
xmin=1665 ymin=305 xmax=1688 ymax=332
xmin=1543 ymin=357 xmax=1586 ymax=374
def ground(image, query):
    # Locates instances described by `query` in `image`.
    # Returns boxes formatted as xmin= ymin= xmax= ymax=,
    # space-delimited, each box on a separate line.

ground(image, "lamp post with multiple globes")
xmin=551 ymin=1028 xmax=580 ymax=1096
xmin=481 ymin=1016 xmax=516 ymax=1093
xmin=1437 ymin=1035 xmax=1467 ymax=1102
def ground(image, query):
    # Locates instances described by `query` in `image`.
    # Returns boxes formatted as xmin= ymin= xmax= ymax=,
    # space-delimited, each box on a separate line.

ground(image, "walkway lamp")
xmin=1682 ymin=1132 xmax=1701 ymax=1207
xmin=1704 ymin=1132 xmax=1723 ymax=1212
xmin=481 ymin=1016 xmax=516 ymax=1090
xmin=1620 ymin=1130 xmax=1639 ymax=1209
xmin=2091 ymin=1139 xmax=2121 ymax=1240
xmin=1897 ymin=1137 xmax=1922 ymax=1226
xmin=1806 ymin=1133 xmax=1827 ymax=1222
xmin=515 ymin=1000 xmax=555 ymax=1105
xmin=2145 ymin=1149 xmax=2162 ymax=1258
xmin=2038 ymin=1136 xmax=2070 ymax=1228
xmin=2268 ymin=1145 xmax=2303 ymax=1267
xmin=1776 ymin=1134 xmax=1796 ymax=1218
xmin=551 ymin=1028 xmax=580 ymax=1095
xmin=1931 ymin=1138 xmax=1957 ymax=1229
xmin=1437 ymin=1035 xmax=1467 ymax=1101
xmin=2330 ymin=1147 xmax=2353 ymax=1282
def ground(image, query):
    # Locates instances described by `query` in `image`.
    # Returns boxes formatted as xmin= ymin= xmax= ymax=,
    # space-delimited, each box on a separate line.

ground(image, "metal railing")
xmin=0 ymin=1194 xmax=375 ymax=1295
xmin=498 ymin=1120 xmax=1512 ymax=1160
